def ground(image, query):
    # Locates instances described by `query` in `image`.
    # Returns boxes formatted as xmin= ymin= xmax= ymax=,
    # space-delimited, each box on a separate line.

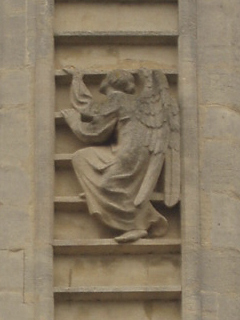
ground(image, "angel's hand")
xmin=61 ymin=109 xmax=79 ymax=126
xmin=61 ymin=108 xmax=75 ymax=117
xmin=62 ymin=66 xmax=78 ymax=76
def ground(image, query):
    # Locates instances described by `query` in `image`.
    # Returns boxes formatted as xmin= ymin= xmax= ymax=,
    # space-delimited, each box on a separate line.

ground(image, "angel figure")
xmin=61 ymin=68 xmax=180 ymax=243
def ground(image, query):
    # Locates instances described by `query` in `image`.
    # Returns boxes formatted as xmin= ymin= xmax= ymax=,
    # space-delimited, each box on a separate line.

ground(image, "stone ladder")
xmin=53 ymin=0 xmax=180 ymax=318
xmin=53 ymin=98 xmax=181 ymax=319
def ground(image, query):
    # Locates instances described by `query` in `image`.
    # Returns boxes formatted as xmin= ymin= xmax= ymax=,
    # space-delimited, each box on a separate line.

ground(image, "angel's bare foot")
xmin=148 ymin=215 xmax=168 ymax=237
xmin=79 ymin=192 xmax=86 ymax=200
xmin=114 ymin=229 xmax=148 ymax=243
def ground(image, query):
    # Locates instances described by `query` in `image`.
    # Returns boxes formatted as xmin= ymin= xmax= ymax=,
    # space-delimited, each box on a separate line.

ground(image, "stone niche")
xmin=53 ymin=0 xmax=181 ymax=319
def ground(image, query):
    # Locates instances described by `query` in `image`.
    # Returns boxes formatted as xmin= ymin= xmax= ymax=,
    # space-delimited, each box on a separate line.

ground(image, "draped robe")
xmin=65 ymin=91 xmax=162 ymax=232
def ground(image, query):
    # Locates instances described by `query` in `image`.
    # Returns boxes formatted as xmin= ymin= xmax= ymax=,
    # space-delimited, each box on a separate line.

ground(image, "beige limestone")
xmin=55 ymin=300 xmax=181 ymax=320
xmin=54 ymin=253 xmax=180 ymax=287
xmin=60 ymin=69 xmax=179 ymax=243
xmin=1 ymin=0 xmax=240 ymax=319
xmin=53 ymin=1 xmax=181 ymax=316
xmin=55 ymin=45 xmax=178 ymax=71
xmin=54 ymin=2 xmax=178 ymax=33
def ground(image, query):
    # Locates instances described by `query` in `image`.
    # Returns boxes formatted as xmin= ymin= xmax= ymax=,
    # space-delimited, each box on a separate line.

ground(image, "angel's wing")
xmin=164 ymin=93 xmax=180 ymax=207
xmin=134 ymin=69 xmax=180 ymax=207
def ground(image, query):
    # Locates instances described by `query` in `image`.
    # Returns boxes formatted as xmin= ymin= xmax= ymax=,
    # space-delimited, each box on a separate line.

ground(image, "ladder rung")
xmin=54 ymin=285 xmax=181 ymax=301
xmin=53 ymin=238 xmax=181 ymax=254
xmin=54 ymin=31 xmax=178 ymax=46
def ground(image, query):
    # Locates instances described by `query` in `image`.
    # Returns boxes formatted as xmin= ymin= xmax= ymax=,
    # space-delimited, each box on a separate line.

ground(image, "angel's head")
xmin=100 ymin=70 xmax=135 ymax=95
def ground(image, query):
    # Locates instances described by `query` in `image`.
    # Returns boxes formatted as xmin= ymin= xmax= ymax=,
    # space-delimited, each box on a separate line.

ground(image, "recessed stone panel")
xmin=55 ymin=125 xmax=84 ymax=154
xmin=54 ymin=3 xmax=178 ymax=33
xmin=55 ymin=300 xmax=181 ymax=320
xmin=55 ymin=168 xmax=83 ymax=196
xmin=55 ymin=45 xmax=177 ymax=71
xmin=54 ymin=253 xmax=180 ymax=287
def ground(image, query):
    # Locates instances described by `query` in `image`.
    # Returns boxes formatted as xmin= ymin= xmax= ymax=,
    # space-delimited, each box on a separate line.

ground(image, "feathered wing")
xmin=134 ymin=69 xmax=180 ymax=207
xmin=164 ymin=94 xmax=180 ymax=207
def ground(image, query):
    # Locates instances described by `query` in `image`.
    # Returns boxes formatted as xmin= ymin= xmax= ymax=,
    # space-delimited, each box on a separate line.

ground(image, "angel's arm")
xmin=61 ymin=108 xmax=117 ymax=144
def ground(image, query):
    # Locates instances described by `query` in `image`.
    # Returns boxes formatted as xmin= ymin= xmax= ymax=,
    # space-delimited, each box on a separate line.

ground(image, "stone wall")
xmin=0 ymin=0 xmax=240 ymax=319
xmin=0 ymin=1 xmax=54 ymax=319
xmin=0 ymin=1 xmax=36 ymax=318
xmin=198 ymin=1 xmax=240 ymax=319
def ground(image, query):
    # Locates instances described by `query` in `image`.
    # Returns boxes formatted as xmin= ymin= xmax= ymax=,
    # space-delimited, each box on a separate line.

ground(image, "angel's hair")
xmin=100 ymin=70 xmax=135 ymax=94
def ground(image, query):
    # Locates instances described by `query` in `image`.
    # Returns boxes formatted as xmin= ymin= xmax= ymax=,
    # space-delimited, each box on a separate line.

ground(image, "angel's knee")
xmin=72 ymin=147 xmax=94 ymax=170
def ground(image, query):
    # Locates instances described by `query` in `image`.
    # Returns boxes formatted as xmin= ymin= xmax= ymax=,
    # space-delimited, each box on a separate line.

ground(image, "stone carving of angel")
xmin=61 ymin=68 xmax=180 ymax=243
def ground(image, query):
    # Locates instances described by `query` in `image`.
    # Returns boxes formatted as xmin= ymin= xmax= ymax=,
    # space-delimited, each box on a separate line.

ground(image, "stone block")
xmin=201 ymin=291 xmax=219 ymax=315
xmin=54 ymin=254 xmax=180 ymax=287
xmin=198 ymin=71 xmax=240 ymax=108
xmin=202 ymin=315 xmax=216 ymax=320
xmin=210 ymin=193 xmax=240 ymax=250
xmin=201 ymin=105 xmax=240 ymax=140
xmin=54 ymin=2 xmax=178 ymax=33
xmin=201 ymin=248 xmax=240 ymax=294
xmin=197 ymin=0 xmax=237 ymax=47
xmin=0 ymin=205 xmax=31 ymax=248
xmin=0 ymin=107 xmax=31 ymax=166
xmin=0 ymin=165 xmax=31 ymax=207
xmin=198 ymin=45 xmax=240 ymax=74
xmin=182 ymin=291 xmax=201 ymax=314
xmin=55 ymin=45 xmax=177 ymax=71
xmin=218 ymin=294 xmax=240 ymax=320
xmin=0 ymin=14 xmax=26 ymax=68
xmin=0 ymin=70 xmax=30 ymax=106
xmin=5 ymin=0 xmax=26 ymax=13
xmin=0 ymin=249 xmax=24 ymax=292
xmin=0 ymin=293 xmax=32 ymax=320
xmin=200 ymin=140 xmax=240 ymax=194
xmin=55 ymin=300 xmax=181 ymax=320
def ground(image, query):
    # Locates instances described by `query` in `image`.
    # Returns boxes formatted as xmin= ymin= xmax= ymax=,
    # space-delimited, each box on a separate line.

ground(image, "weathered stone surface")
xmin=0 ymin=7 xmax=26 ymax=68
xmin=199 ymin=72 xmax=240 ymax=107
xmin=0 ymin=293 xmax=33 ymax=320
xmin=1 ymin=0 xmax=240 ymax=319
xmin=210 ymin=193 xmax=240 ymax=250
xmin=0 ymin=70 xmax=30 ymax=106
xmin=55 ymin=300 xmax=181 ymax=320
xmin=5 ymin=0 xmax=26 ymax=13
xmin=201 ymin=248 xmax=240 ymax=294
xmin=0 ymin=250 xmax=24 ymax=292
xmin=201 ymin=291 xmax=218 ymax=315
xmin=55 ymin=44 xmax=178 ymax=71
xmin=0 ymin=0 xmax=53 ymax=318
xmin=54 ymin=2 xmax=178 ymax=33
xmin=200 ymin=140 xmax=240 ymax=194
xmin=61 ymin=69 xmax=179 ymax=242
xmin=197 ymin=1 xmax=240 ymax=319
xmin=201 ymin=106 xmax=240 ymax=140
xmin=218 ymin=294 xmax=240 ymax=320
xmin=54 ymin=254 xmax=180 ymax=287
xmin=0 ymin=166 xmax=31 ymax=207
xmin=0 ymin=206 xmax=31 ymax=248
xmin=197 ymin=1 xmax=235 ymax=47
xmin=0 ymin=107 xmax=31 ymax=165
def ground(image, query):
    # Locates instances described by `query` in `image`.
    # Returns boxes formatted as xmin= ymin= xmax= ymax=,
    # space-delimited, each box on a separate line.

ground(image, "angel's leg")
xmin=148 ymin=214 xmax=168 ymax=237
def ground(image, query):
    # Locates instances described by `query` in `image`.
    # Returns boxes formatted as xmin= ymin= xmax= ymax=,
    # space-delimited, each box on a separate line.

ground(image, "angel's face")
xmin=100 ymin=70 xmax=135 ymax=95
